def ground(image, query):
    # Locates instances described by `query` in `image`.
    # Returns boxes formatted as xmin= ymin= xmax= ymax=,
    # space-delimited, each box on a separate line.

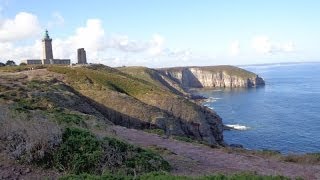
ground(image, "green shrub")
xmin=144 ymin=128 xmax=165 ymax=136
xmin=54 ymin=127 xmax=103 ymax=174
xmin=172 ymin=136 xmax=194 ymax=143
xmin=27 ymin=80 xmax=43 ymax=89
xmin=52 ymin=110 xmax=86 ymax=126
xmin=59 ymin=172 xmax=132 ymax=180
xmin=125 ymin=149 xmax=170 ymax=174
xmin=101 ymin=136 xmax=171 ymax=175
xmin=13 ymin=98 xmax=38 ymax=112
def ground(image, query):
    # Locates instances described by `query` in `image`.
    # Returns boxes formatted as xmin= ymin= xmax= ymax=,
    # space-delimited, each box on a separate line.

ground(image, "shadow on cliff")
xmin=181 ymin=68 xmax=204 ymax=89
xmin=150 ymin=70 xmax=186 ymax=96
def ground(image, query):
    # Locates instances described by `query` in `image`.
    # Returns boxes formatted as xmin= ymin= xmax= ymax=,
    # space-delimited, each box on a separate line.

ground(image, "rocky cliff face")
xmin=48 ymin=66 xmax=225 ymax=145
xmin=158 ymin=66 xmax=265 ymax=89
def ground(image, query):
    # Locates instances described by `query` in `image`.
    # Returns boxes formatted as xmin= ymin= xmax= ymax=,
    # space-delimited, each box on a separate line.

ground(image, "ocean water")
xmin=194 ymin=62 xmax=320 ymax=154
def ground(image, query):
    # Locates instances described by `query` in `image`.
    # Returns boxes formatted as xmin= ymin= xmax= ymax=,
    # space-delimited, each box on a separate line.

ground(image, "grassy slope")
xmin=0 ymin=70 xmax=170 ymax=177
xmin=117 ymin=66 xmax=164 ymax=87
xmin=46 ymin=65 xmax=173 ymax=126
xmin=47 ymin=65 xmax=212 ymax=125
xmin=48 ymin=65 xmax=170 ymax=98
xmin=200 ymin=65 xmax=257 ymax=78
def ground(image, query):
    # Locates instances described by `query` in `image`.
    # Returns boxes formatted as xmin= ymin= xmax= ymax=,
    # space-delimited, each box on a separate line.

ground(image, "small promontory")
xmin=158 ymin=65 xmax=265 ymax=89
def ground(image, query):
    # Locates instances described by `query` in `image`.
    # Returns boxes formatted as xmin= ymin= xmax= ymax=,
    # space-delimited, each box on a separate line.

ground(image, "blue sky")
xmin=0 ymin=0 xmax=319 ymax=67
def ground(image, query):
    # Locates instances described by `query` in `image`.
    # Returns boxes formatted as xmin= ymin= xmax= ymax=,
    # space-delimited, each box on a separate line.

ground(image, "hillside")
xmin=1 ymin=65 xmax=320 ymax=179
xmin=0 ymin=68 xmax=170 ymax=179
xmin=47 ymin=65 xmax=224 ymax=145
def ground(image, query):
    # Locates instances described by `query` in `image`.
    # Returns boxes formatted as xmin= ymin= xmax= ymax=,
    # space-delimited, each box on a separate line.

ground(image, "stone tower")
xmin=42 ymin=29 xmax=53 ymax=64
xmin=77 ymin=48 xmax=87 ymax=64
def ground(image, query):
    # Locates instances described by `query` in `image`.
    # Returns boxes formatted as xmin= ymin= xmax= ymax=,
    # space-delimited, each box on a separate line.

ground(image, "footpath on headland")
xmin=113 ymin=126 xmax=320 ymax=180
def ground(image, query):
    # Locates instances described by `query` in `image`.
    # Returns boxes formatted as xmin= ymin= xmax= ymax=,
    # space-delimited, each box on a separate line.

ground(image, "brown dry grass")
xmin=0 ymin=106 xmax=62 ymax=163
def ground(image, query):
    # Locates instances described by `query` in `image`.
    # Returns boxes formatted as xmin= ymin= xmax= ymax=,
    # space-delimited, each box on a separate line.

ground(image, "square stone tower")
xmin=42 ymin=29 xmax=53 ymax=64
xmin=77 ymin=48 xmax=87 ymax=64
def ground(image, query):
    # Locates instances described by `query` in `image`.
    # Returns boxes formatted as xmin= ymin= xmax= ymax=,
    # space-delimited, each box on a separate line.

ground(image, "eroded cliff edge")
xmin=157 ymin=65 xmax=265 ymax=89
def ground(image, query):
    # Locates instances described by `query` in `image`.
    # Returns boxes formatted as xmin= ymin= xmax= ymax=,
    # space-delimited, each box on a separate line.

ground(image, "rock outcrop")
xmin=158 ymin=65 xmax=265 ymax=89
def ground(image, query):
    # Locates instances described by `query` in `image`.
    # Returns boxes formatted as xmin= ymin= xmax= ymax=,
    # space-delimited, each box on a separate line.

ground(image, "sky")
xmin=0 ymin=0 xmax=320 ymax=67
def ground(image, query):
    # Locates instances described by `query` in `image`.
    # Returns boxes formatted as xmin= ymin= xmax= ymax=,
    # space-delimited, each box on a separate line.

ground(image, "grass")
xmin=117 ymin=66 xmax=165 ymax=87
xmin=147 ymin=145 xmax=176 ymax=156
xmin=144 ymin=128 xmax=165 ymax=136
xmin=0 ymin=65 xmax=46 ymax=72
xmin=144 ymin=129 xmax=213 ymax=147
xmin=282 ymin=153 xmax=320 ymax=164
xmin=59 ymin=171 xmax=292 ymax=180
xmin=47 ymin=66 xmax=167 ymax=97
xmin=160 ymin=65 xmax=257 ymax=79
xmin=51 ymin=110 xmax=86 ymax=126
xmin=200 ymin=65 xmax=257 ymax=79
xmin=101 ymin=136 xmax=171 ymax=175
xmin=222 ymin=147 xmax=320 ymax=165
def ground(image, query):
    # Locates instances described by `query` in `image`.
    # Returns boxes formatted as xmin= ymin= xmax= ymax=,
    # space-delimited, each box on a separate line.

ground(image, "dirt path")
xmin=113 ymin=126 xmax=320 ymax=180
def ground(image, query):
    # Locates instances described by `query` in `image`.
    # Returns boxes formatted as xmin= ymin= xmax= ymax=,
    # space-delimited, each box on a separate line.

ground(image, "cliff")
xmin=158 ymin=65 xmax=265 ymax=89
xmin=48 ymin=65 xmax=224 ymax=145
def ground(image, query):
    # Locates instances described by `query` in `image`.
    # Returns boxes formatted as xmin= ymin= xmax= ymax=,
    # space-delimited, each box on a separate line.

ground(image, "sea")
xmin=193 ymin=62 xmax=320 ymax=154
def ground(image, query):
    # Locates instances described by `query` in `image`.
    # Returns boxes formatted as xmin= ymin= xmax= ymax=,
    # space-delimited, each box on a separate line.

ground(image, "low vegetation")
xmin=47 ymin=65 xmax=165 ymax=97
xmin=0 ymin=65 xmax=317 ymax=179
xmin=200 ymin=65 xmax=257 ymax=79
xmin=52 ymin=127 xmax=170 ymax=175
xmin=144 ymin=128 xmax=213 ymax=147
xmin=0 ymin=64 xmax=46 ymax=72
xmin=60 ymin=171 xmax=292 ymax=180
xmin=222 ymin=147 xmax=320 ymax=165
xmin=282 ymin=153 xmax=320 ymax=164
xmin=53 ymin=127 xmax=103 ymax=174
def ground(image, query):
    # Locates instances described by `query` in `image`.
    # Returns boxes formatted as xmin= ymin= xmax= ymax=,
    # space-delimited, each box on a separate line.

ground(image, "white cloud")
xmin=0 ymin=40 xmax=41 ymax=61
xmin=0 ymin=12 xmax=41 ymax=42
xmin=0 ymin=13 xmax=211 ymax=67
xmin=252 ymin=36 xmax=272 ymax=54
xmin=109 ymin=35 xmax=148 ymax=52
xmin=251 ymin=36 xmax=295 ymax=54
xmin=47 ymin=12 xmax=65 ymax=28
xmin=148 ymin=34 xmax=165 ymax=56
xmin=230 ymin=40 xmax=240 ymax=56
xmin=71 ymin=19 xmax=105 ymax=51
xmin=53 ymin=19 xmax=106 ymax=61
xmin=282 ymin=41 xmax=295 ymax=52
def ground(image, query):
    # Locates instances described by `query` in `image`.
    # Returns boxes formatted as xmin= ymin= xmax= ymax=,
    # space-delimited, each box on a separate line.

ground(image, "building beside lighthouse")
xmin=23 ymin=30 xmax=71 ymax=65
xmin=77 ymin=48 xmax=87 ymax=64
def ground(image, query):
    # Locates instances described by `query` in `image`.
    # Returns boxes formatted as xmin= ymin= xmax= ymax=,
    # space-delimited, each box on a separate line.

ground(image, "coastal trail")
xmin=113 ymin=126 xmax=320 ymax=180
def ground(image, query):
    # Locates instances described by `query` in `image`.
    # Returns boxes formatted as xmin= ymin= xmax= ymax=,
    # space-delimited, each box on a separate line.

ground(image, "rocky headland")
xmin=157 ymin=65 xmax=265 ymax=89
xmin=2 ymin=65 xmax=318 ymax=180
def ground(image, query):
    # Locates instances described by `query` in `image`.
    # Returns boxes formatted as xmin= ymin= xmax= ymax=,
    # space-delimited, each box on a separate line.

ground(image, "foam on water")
xmin=225 ymin=124 xmax=251 ymax=131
